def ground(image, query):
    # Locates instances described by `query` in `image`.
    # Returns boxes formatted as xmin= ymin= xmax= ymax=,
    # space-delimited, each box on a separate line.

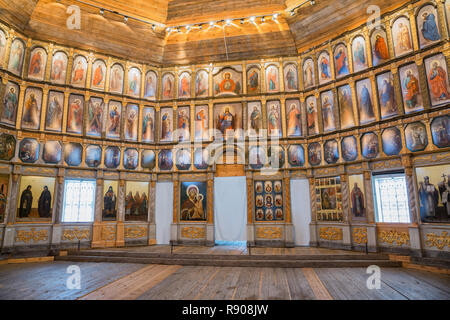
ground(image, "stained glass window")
xmin=373 ymin=174 xmax=410 ymax=223
xmin=62 ymin=179 xmax=96 ymax=222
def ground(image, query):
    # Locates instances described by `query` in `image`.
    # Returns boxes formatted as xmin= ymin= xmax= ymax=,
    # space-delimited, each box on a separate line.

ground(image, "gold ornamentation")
xmin=62 ymin=228 xmax=90 ymax=241
xmin=15 ymin=228 xmax=48 ymax=243
xmin=353 ymin=228 xmax=367 ymax=244
xmin=181 ymin=226 xmax=206 ymax=239
xmin=256 ymin=227 xmax=283 ymax=239
xmin=319 ymin=227 xmax=343 ymax=241
xmin=372 ymin=159 xmax=402 ymax=170
xmin=425 ymin=231 xmax=450 ymax=250
xmin=378 ymin=230 xmax=410 ymax=246
xmin=124 ymin=226 xmax=147 ymax=239
xmin=101 ymin=226 xmax=116 ymax=241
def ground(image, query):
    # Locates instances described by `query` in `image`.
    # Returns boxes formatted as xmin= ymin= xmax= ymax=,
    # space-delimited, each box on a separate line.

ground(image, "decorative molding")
xmin=62 ymin=228 xmax=90 ymax=241
xmin=424 ymin=231 xmax=449 ymax=250
xmin=101 ymin=225 xmax=116 ymax=241
xmin=352 ymin=227 xmax=367 ymax=244
xmin=256 ymin=226 xmax=283 ymax=239
xmin=180 ymin=226 xmax=205 ymax=239
xmin=15 ymin=228 xmax=48 ymax=243
xmin=124 ymin=226 xmax=147 ymax=239
xmin=319 ymin=227 xmax=343 ymax=241
xmin=378 ymin=230 xmax=410 ymax=246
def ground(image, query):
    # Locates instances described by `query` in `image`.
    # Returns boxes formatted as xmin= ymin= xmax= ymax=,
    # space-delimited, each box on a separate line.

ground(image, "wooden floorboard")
xmin=285 ymin=268 xmax=316 ymax=300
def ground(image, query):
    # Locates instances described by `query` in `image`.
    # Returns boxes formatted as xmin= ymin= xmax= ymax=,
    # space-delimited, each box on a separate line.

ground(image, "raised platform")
xmin=56 ymin=245 xmax=402 ymax=268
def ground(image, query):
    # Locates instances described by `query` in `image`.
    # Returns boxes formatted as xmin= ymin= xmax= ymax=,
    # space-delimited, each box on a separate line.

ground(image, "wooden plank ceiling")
xmin=0 ymin=0 xmax=409 ymax=65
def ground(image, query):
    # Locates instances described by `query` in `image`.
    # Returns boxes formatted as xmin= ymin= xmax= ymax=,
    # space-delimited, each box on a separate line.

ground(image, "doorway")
xmin=213 ymin=176 xmax=247 ymax=245
xmin=155 ymin=182 xmax=173 ymax=245
xmin=290 ymin=179 xmax=312 ymax=246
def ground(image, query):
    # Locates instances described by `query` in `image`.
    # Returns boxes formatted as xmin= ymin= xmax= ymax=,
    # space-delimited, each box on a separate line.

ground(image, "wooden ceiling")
xmin=0 ymin=0 xmax=410 ymax=65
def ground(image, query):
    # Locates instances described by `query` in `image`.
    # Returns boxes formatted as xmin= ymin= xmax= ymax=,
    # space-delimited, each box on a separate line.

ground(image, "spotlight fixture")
xmin=261 ymin=16 xmax=265 ymax=22
xmin=152 ymin=24 xmax=156 ymax=31
xmin=290 ymin=10 xmax=295 ymax=16
xmin=310 ymin=0 xmax=316 ymax=4
xmin=177 ymin=27 xmax=181 ymax=33
xmin=198 ymin=24 xmax=203 ymax=30
xmin=249 ymin=16 xmax=256 ymax=23
xmin=225 ymin=19 xmax=232 ymax=25
xmin=272 ymin=13 xmax=279 ymax=20
xmin=240 ymin=18 xmax=244 ymax=24
xmin=186 ymin=25 xmax=191 ymax=31
xmin=209 ymin=21 xmax=215 ymax=26
xmin=99 ymin=8 xmax=104 ymax=15
xmin=123 ymin=16 xmax=128 ymax=23
xmin=166 ymin=27 xmax=172 ymax=33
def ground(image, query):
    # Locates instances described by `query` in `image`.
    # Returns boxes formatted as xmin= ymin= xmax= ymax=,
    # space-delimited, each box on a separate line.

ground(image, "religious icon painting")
xmin=160 ymin=108 xmax=173 ymax=142
xmin=287 ymin=145 xmax=305 ymax=167
xmin=50 ymin=51 xmax=68 ymax=85
xmin=144 ymin=70 xmax=158 ymax=100
xmin=0 ymin=134 xmax=16 ymax=161
xmin=247 ymin=101 xmax=263 ymax=138
xmin=125 ymin=181 xmax=149 ymax=222
xmin=213 ymin=67 xmax=242 ymax=96
xmin=213 ymin=103 xmax=243 ymax=140
xmin=103 ymin=180 xmax=118 ymax=221
xmin=415 ymin=164 xmax=450 ymax=223
xmin=255 ymin=182 xmax=263 ymax=194
xmin=21 ymin=87 xmax=43 ymax=130
xmin=158 ymin=149 xmax=173 ymax=171
xmin=43 ymin=141 xmax=62 ymax=164
xmin=303 ymin=58 xmax=316 ymax=89
xmin=106 ymin=101 xmax=121 ymax=139
xmin=306 ymin=95 xmax=319 ymax=135
xmin=370 ymin=28 xmax=390 ymax=67
xmin=392 ymin=16 xmax=414 ymax=57
xmin=267 ymin=100 xmax=282 ymax=138
xmin=324 ymin=139 xmax=339 ymax=164
xmin=86 ymin=97 xmax=104 ymax=137
xmin=194 ymin=148 xmax=209 ymax=170
xmin=1 ymin=81 xmax=20 ymax=126
xmin=352 ymin=36 xmax=368 ymax=73
xmin=337 ymin=84 xmax=356 ymax=129
xmin=249 ymin=146 xmax=266 ymax=170
xmin=161 ymin=73 xmax=175 ymax=100
xmin=264 ymin=181 xmax=273 ymax=193
xmin=19 ymin=138 xmax=39 ymax=163
xmin=66 ymin=94 xmax=84 ymax=134
xmin=105 ymin=146 xmax=120 ymax=169
xmin=17 ymin=176 xmax=55 ymax=220
xmin=356 ymin=78 xmax=376 ymax=125
xmin=178 ymin=72 xmax=191 ymax=99
xmin=416 ymin=5 xmax=441 ymax=49
xmin=175 ymin=149 xmax=191 ymax=170
xmin=268 ymin=146 xmax=285 ymax=170
xmin=177 ymin=106 xmax=190 ymax=142
xmin=430 ymin=116 xmax=450 ymax=148
xmin=284 ymin=63 xmax=298 ymax=92
xmin=109 ymin=63 xmax=124 ymax=94
xmin=85 ymin=144 xmax=102 ymax=168
xmin=194 ymin=105 xmax=209 ymax=141
xmin=0 ymin=174 xmax=8 ymax=223
xmin=247 ymin=66 xmax=260 ymax=95
xmin=381 ymin=127 xmax=403 ymax=156
xmin=361 ymin=132 xmax=379 ymax=159
xmin=334 ymin=43 xmax=350 ymax=78
xmin=141 ymin=150 xmax=156 ymax=170
xmin=71 ymin=55 xmax=88 ymax=87
xmin=424 ymin=53 xmax=450 ymax=107
xmin=399 ymin=63 xmax=424 ymax=113
xmin=286 ymin=99 xmax=302 ymax=137
xmin=195 ymin=70 xmax=209 ymax=98
xmin=348 ymin=174 xmax=366 ymax=220
xmin=256 ymin=209 xmax=264 ymax=220
xmin=180 ymin=182 xmax=207 ymax=221
xmin=0 ymin=29 xmax=6 ymax=66
xmin=317 ymin=51 xmax=332 ymax=85
xmin=376 ymin=72 xmax=398 ymax=119
xmin=123 ymin=148 xmax=139 ymax=170
xmin=315 ymin=176 xmax=343 ymax=222
xmin=142 ymin=107 xmax=155 ymax=143
xmin=127 ymin=67 xmax=141 ymax=98
xmin=320 ymin=90 xmax=337 ymax=132
xmin=45 ymin=91 xmax=64 ymax=132
xmin=405 ymin=122 xmax=428 ymax=152
xmin=266 ymin=65 xmax=280 ymax=93
xmin=124 ymin=104 xmax=139 ymax=141
xmin=341 ymin=135 xmax=358 ymax=161
xmin=90 ymin=60 xmax=106 ymax=91
xmin=7 ymin=38 xmax=25 ymax=76
xmin=27 ymin=47 xmax=47 ymax=81
xmin=64 ymin=142 xmax=82 ymax=166
xmin=308 ymin=142 xmax=322 ymax=166
xmin=254 ymin=180 xmax=283 ymax=221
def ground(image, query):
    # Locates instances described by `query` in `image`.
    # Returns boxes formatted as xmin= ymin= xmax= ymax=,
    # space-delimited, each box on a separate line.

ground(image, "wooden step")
xmin=55 ymin=255 xmax=402 ymax=268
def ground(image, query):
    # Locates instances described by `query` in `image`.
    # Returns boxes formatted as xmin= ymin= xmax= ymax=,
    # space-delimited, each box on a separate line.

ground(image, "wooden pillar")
xmin=283 ymin=176 xmax=291 ymax=223
xmin=7 ymin=173 xmax=20 ymax=224
xmin=309 ymin=176 xmax=317 ymax=222
xmin=340 ymin=173 xmax=350 ymax=223
xmin=363 ymin=170 xmax=375 ymax=223
xmin=402 ymin=155 xmax=418 ymax=225
xmin=172 ymin=179 xmax=178 ymax=223
xmin=116 ymin=179 xmax=126 ymax=247
xmin=246 ymin=176 xmax=253 ymax=224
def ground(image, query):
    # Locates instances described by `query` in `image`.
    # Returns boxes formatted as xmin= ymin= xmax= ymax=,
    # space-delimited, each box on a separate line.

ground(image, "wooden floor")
xmin=0 ymin=260 xmax=448 ymax=300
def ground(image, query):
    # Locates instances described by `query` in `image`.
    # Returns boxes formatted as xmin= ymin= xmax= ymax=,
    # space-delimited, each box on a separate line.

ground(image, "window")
xmin=62 ymin=179 xmax=96 ymax=222
xmin=373 ymin=174 xmax=410 ymax=223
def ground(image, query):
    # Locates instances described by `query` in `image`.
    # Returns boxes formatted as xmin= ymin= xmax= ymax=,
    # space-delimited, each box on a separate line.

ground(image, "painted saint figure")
xmin=418 ymin=176 xmax=439 ymax=218
xmin=380 ymin=77 xmax=397 ymax=117
xmin=217 ymin=107 xmax=235 ymax=136
xmin=247 ymin=69 xmax=259 ymax=93
xmin=19 ymin=185 xmax=32 ymax=218
xmin=38 ymin=186 xmax=51 ymax=218
xmin=421 ymin=12 xmax=440 ymax=42
xmin=287 ymin=103 xmax=301 ymax=136
xmin=320 ymin=55 xmax=331 ymax=80
xmin=322 ymin=96 xmax=335 ymax=131
xmin=142 ymin=112 xmax=154 ymax=142
xmin=28 ymin=51 xmax=43 ymax=76
xmin=22 ymin=93 xmax=39 ymax=128
xmin=250 ymin=106 xmax=261 ymax=134
xmin=335 ymin=47 xmax=349 ymax=76
xmin=88 ymin=101 xmax=102 ymax=135
xmin=3 ymin=86 xmax=18 ymax=123
xmin=161 ymin=112 xmax=172 ymax=141
xmin=177 ymin=109 xmax=190 ymax=141
xmin=181 ymin=185 xmax=204 ymax=220
xmin=103 ymin=186 xmax=117 ymax=219
xmin=108 ymin=105 xmax=120 ymax=136
xmin=268 ymin=105 xmax=280 ymax=136
xmin=67 ymin=98 xmax=83 ymax=133
xmin=359 ymin=84 xmax=375 ymax=122
xmin=92 ymin=64 xmax=104 ymax=87
xmin=46 ymin=96 xmax=62 ymax=130
xmin=351 ymin=183 xmax=365 ymax=217
xmin=307 ymin=100 xmax=317 ymax=135
xmin=397 ymin=22 xmax=412 ymax=53
xmin=304 ymin=60 xmax=314 ymax=87
xmin=195 ymin=108 xmax=208 ymax=139
xmin=374 ymin=34 xmax=389 ymax=62
xmin=428 ymin=61 xmax=450 ymax=102
xmin=403 ymin=70 xmax=420 ymax=110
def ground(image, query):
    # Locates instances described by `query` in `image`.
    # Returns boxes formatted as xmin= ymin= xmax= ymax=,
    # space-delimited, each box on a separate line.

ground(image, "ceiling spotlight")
xmin=272 ymin=13 xmax=279 ymax=20
xmin=209 ymin=21 xmax=215 ymax=26
xmin=225 ymin=19 xmax=231 ymax=25
xmin=152 ymin=24 xmax=156 ymax=31
xmin=177 ymin=27 xmax=181 ymax=32
xmin=240 ymin=19 xmax=244 ymax=24
xmin=290 ymin=10 xmax=295 ymax=16
xmin=249 ymin=16 xmax=256 ymax=22
xmin=261 ymin=16 xmax=265 ymax=22
xmin=186 ymin=25 xmax=191 ymax=30
xmin=99 ymin=8 xmax=104 ymax=15
xmin=198 ymin=24 xmax=203 ymax=30
xmin=123 ymin=16 xmax=128 ymax=23
xmin=310 ymin=0 xmax=316 ymax=4
xmin=166 ymin=27 xmax=172 ymax=33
